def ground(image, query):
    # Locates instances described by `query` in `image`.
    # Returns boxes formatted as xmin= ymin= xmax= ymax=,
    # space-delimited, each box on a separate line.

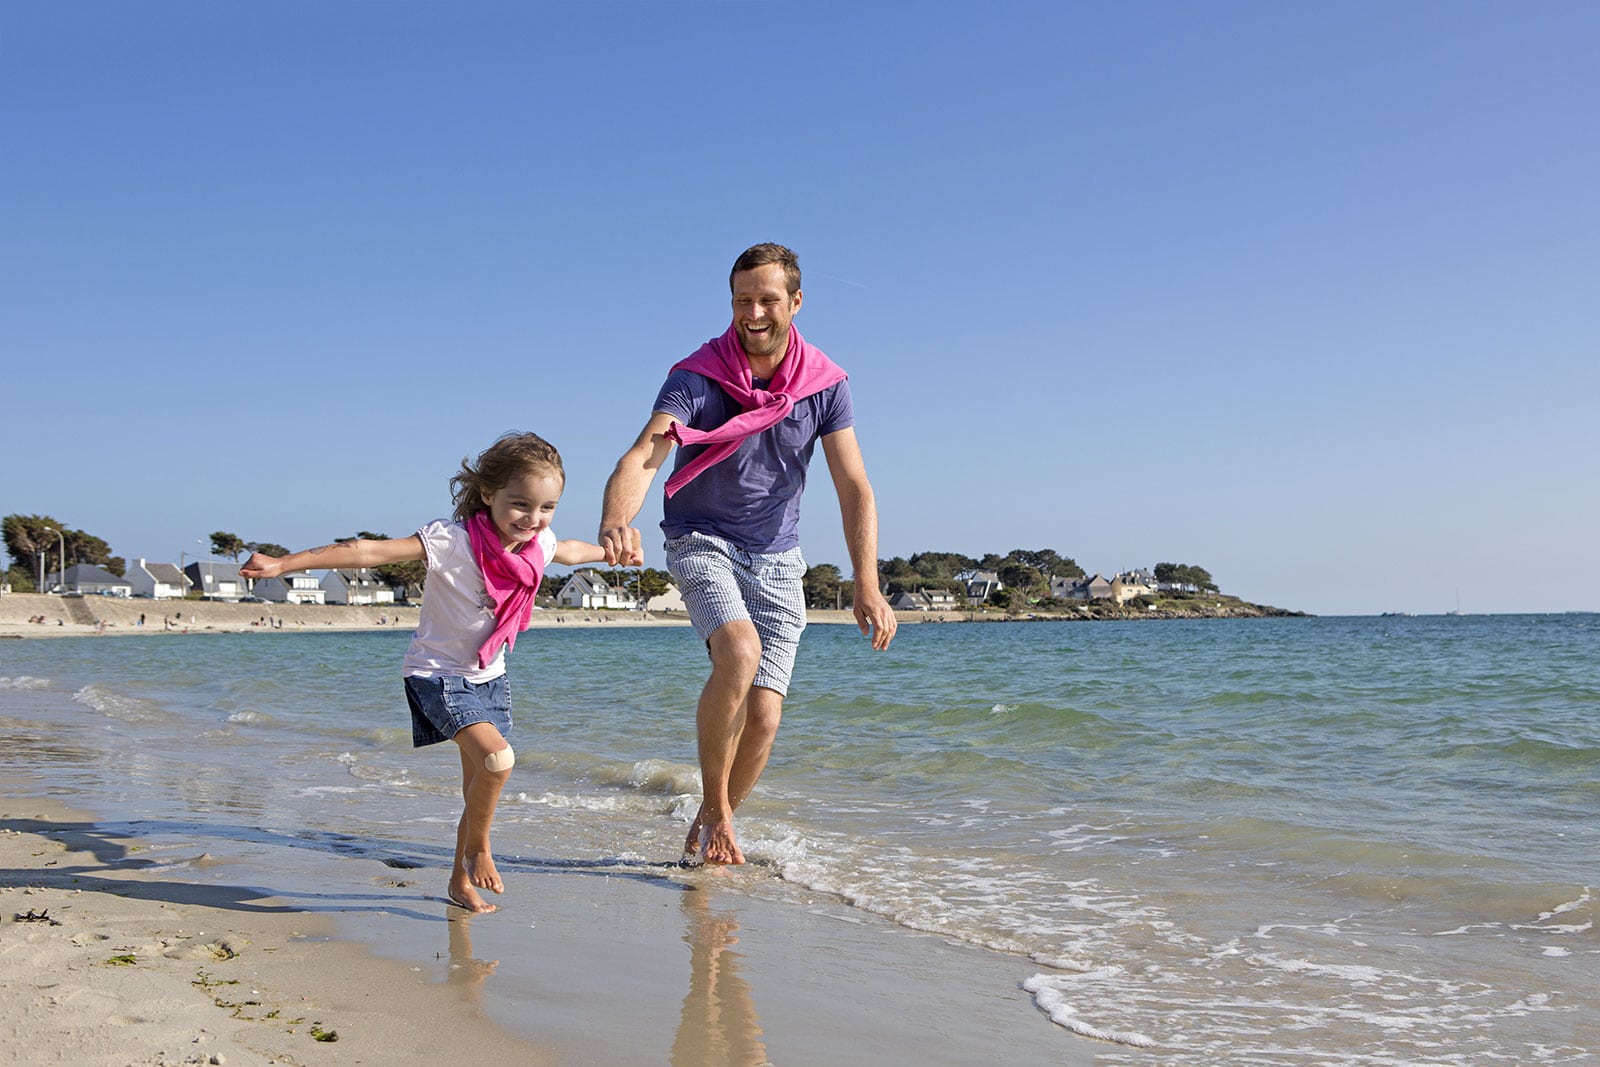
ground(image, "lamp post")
xmin=41 ymin=526 xmax=65 ymax=594
xmin=178 ymin=539 xmax=204 ymax=599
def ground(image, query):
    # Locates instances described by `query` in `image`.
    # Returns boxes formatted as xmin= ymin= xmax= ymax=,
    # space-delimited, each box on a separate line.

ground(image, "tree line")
xmin=803 ymin=549 xmax=1217 ymax=610
xmin=4 ymin=516 xmax=1216 ymax=611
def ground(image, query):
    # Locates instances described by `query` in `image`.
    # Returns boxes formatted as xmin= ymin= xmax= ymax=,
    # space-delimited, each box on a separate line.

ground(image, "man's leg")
xmin=727 ymin=686 xmax=783 ymax=809
xmin=686 ymin=683 xmax=784 ymax=863
xmin=695 ymin=620 xmax=762 ymax=865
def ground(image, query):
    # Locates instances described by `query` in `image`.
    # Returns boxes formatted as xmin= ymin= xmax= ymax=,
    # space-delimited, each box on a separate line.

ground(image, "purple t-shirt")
xmin=654 ymin=369 xmax=855 ymax=553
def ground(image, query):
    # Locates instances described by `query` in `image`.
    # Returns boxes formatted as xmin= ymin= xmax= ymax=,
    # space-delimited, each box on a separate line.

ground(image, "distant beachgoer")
xmin=599 ymin=242 xmax=897 ymax=867
xmin=240 ymin=431 xmax=607 ymax=913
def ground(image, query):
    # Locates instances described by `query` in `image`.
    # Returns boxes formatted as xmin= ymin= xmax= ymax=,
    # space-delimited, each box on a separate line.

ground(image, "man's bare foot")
xmin=448 ymin=872 xmax=497 ymax=913
xmin=701 ymin=819 xmax=745 ymax=866
xmin=464 ymin=850 xmax=504 ymax=894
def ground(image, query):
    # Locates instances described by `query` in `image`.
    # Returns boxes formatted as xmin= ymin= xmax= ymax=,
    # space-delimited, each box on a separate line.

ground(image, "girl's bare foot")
xmin=448 ymin=871 xmax=496 ymax=913
xmin=464 ymin=850 xmax=503 ymax=893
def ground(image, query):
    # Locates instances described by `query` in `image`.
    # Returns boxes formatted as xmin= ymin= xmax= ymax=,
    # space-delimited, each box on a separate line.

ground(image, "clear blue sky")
xmin=4 ymin=2 xmax=1596 ymax=616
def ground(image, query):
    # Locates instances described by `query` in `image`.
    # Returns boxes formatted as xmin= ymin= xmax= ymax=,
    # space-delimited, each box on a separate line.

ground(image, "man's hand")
xmin=854 ymin=587 xmax=898 ymax=650
xmin=599 ymin=524 xmax=644 ymax=568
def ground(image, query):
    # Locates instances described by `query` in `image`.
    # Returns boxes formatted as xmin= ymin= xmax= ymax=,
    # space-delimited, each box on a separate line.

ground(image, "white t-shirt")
xmin=401 ymin=518 xmax=557 ymax=683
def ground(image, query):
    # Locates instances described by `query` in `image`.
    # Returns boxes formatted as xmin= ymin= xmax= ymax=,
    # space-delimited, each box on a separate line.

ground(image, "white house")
xmin=642 ymin=582 xmax=685 ymax=612
xmin=127 ymin=559 xmax=189 ymax=600
xmin=557 ymin=570 xmax=637 ymax=610
xmin=322 ymin=568 xmax=396 ymax=605
xmin=252 ymin=573 xmax=327 ymax=605
xmin=1111 ymin=571 xmax=1153 ymax=605
xmin=889 ymin=587 xmax=961 ymax=611
xmin=185 ymin=561 xmax=247 ymax=601
xmin=52 ymin=564 xmax=133 ymax=597
xmin=954 ymin=569 xmax=1002 ymax=603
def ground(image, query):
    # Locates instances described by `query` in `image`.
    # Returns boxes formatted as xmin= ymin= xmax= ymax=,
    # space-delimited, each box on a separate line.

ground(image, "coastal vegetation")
xmin=4 ymin=514 xmax=1282 ymax=616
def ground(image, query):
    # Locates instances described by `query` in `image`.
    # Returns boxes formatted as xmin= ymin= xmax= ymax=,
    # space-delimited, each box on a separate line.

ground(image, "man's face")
xmin=731 ymin=263 xmax=802 ymax=362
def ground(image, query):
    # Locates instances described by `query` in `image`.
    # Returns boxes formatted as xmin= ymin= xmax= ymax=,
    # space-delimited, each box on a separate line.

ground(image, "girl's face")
xmin=481 ymin=468 xmax=564 ymax=550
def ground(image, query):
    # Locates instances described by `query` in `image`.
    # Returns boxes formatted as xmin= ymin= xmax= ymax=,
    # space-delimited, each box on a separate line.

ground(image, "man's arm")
xmin=598 ymin=411 xmax=678 ymax=566
xmin=239 ymin=535 xmax=425 ymax=580
xmin=821 ymin=427 xmax=897 ymax=650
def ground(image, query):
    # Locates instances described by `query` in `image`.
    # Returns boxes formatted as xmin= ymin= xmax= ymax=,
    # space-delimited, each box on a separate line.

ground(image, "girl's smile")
xmin=481 ymin=469 xmax=564 ymax=550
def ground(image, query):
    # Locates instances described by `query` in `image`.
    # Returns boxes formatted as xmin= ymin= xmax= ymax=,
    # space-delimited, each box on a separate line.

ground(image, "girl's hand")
xmin=239 ymin=552 xmax=282 ymax=579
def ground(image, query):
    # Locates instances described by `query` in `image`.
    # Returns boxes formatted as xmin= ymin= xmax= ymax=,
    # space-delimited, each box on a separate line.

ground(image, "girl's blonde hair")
xmin=450 ymin=431 xmax=565 ymax=525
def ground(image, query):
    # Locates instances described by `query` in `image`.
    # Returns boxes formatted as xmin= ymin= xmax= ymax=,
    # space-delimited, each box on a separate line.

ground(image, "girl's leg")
xmin=448 ymin=721 xmax=513 ymax=913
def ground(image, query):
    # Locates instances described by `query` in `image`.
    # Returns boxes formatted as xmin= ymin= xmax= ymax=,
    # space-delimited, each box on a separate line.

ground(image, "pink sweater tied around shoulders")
xmin=465 ymin=509 xmax=547 ymax=669
xmin=662 ymin=323 xmax=847 ymax=497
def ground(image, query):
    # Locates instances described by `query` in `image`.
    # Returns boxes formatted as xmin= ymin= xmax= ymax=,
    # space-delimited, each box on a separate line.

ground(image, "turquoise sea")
xmin=3 ymin=613 xmax=1596 ymax=1063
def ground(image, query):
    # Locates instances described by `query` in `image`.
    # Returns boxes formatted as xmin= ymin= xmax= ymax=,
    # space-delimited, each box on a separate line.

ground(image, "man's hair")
xmin=730 ymin=243 xmax=801 ymax=296
xmin=450 ymin=431 xmax=565 ymax=525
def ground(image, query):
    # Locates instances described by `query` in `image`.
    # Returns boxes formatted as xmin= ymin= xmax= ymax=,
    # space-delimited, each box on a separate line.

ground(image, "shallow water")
xmin=4 ymin=612 xmax=1596 ymax=1062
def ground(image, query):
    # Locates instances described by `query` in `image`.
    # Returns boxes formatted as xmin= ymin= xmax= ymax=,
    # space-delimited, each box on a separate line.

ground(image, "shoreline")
xmin=1 ymin=772 xmax=1102 ymax=1066
xmin=1 ymin=591 xmax=1303 ymax=640
xmin=0 ymin=788 xmax=554 ymax=1066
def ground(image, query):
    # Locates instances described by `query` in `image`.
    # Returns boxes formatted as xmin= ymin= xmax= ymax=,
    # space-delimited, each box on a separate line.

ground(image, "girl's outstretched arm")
xmin=551 ymin=539 xmax=608 ymax=567
xmin=240 ymin=535 xmax=425 ymax=579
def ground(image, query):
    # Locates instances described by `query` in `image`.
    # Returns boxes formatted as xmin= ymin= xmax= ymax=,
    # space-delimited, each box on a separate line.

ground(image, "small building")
xmin=954 ymin=569 xmax=1003 ymax=604
xmin=253 ymin=574 xmax=327 ymax=605
xmin=642 ymin=583 xmax=685 ymax=612
xmin=53 ymin=564 xmax=133 ymax=597
xmin=890 ymin=589 xmax=933 ymax=611
xmin=323 ymin=568 xmax=396 ymax=606
xmin=1111 ymin=571 xmax=1153 ymax=605
xmin=557 ymin=570 xmax=637 ymax=610
xmin=890 ymin=587 xmax=959 ymax=612
xmin=127 ymin=559 xmax=189 ymax=600
xmin=185 ymin=561 xmax=248 ymax=602
xmin=1066 ymin=574 xmax=1115 ymax=601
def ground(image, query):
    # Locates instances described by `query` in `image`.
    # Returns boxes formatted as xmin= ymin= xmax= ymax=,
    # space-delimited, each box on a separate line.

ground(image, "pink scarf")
xmin=466 ymin=509 xmax=546 ymax=669
xmin=662 ymin=323 xmax=847 ymax=497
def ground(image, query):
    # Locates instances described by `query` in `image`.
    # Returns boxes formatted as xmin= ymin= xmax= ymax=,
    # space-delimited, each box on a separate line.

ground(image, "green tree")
xmin=210 ymin=532 xmax=246 ymax=560
xmin=538 ymin=571 xmax=565 ymax=599
xmin=247 ymin=542 xmax=292 ymax=558
xmin=4 ymin=514 xmax=68 ymax=573
xmin=997 ymin=561 xmax=1045 ymax=597
xmin=1003 ymin=548 xmax=1084 ymax=579
xmin=803 ymin=563 xmax=843 ymax=608
xmin=1155 ymin=562 xmax=1217 ymax=592
xmin=907 ymin=551 xmax=978 ymax=579
xmin=634 ymin=568 xmax=671 ymax=607
xmin=4 ymin=514 xmax=117 ymax=577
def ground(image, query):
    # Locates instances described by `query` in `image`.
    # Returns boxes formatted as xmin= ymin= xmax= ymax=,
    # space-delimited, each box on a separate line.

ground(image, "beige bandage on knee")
xmin=483 ymin=745 xmax=515 ymax=773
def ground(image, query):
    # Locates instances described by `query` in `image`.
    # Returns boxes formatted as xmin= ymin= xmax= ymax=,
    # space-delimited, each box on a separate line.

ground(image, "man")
xmin=600 ymin=242 xmax=897 ymax=866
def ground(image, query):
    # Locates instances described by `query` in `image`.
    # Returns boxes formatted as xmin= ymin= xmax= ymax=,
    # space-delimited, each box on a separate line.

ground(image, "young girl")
xmin=240 ymin=432 xmax=608 ymax=913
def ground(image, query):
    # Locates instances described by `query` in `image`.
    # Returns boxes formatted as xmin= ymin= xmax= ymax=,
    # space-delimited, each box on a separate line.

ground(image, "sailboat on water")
xmin=1446 ymin=589 xmax=1465 ymax=616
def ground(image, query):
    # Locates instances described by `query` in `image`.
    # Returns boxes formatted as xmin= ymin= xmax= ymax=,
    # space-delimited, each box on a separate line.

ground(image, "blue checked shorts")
xmin=665 ymin=531 xmax=808 ymax=695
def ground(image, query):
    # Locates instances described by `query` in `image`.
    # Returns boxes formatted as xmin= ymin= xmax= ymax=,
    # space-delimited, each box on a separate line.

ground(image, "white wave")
xmin=0 ymin=675 xmax=51 ymax=690
xmin=1022 ymin=971 xmax=1156 ymax=1047
xmin=72 ymin=684 xmax=169 ymax=723
xmin=518 ymin=791 xmax=634 ymax=813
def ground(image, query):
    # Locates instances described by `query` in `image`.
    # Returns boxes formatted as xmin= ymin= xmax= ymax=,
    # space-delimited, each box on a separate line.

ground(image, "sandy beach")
xmin=1 ymin=785 xmax=1098 ymax=1066
xmin=0 ymin=791 xmax=553 ymax=1066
